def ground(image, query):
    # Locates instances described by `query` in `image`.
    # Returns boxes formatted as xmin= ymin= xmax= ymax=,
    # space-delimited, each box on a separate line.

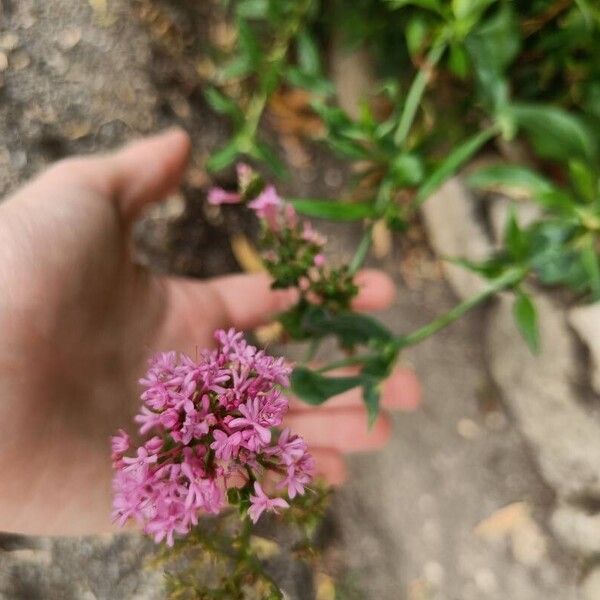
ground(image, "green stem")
xmin=348 ymin=224 xmax=374 ymax=274
xmin=240 ymin=0 xmax=312 ymax=146
xmin=394 ymin=267 xmax=527 ymax=349
xmin=394 ymin=34 xmax=448 ymax=148
xmin=348 ymin=180 xmax=394 ymax=274
xmin=238 ymin=516 xmax=283 ymax=598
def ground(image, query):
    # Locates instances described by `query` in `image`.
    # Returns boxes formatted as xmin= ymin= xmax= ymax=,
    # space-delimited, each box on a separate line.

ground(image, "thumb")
xmin=4 ymin=129 xmax=191 ymax=220
xmin=103 ymin=128 xmax=191 ymax=220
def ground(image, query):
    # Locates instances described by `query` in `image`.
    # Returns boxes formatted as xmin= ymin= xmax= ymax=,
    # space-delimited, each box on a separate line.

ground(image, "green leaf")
xmin=467 ymin=164 xmax=556 ymax=197
xmin=465 ymin=3 xmax=519 ymax=110
xmin=448 ymin=256 xmax=506 ymax=279
xmin=362 ymin=382 xmax=381 ymax=427
xmin=206 ymin=141 xmax=240 ymax=173
xmin=220 ymin=55 xmax=254 ymax=80
xmin=301 ymin=307 xmax=394 ymax=347
xmin=291 ymin=367 xmax=362 ymax=405
xmin=387 ymin=0 xmax=443 ymax=12
xmin=204 ymin=88 xmax=243 ymax=124
xmin=327 ymin=137 xmax=370 ymax=160
xmin=452 ymin=0 xmax=496 ymax=21
xmin=236 ymin=0 xmax=269 ymax=19
xmin=569 ymin=160 xmax=597 ymax=202
xmin=448 ymin=43 xmax=469 ymax=79
xmin=580 ymin=242 xmax=600 ymax=301
xmin=508 ymin=104 xmax=596 ymax=162
xmin=504 ymin=208 xmax=527 ymax=260
xmin=415 ymin=127 xmax=496 ymax=206
xmin=390 ymin=153 xmax=424 ymax=186
xmin=237 ymin=19 xmax=262 ymax=67
xmin=227 ymin=487 xmax=240 ymax=505
xmin=529 ymin=222 xmax=588 ymax=292
xmin=249 ymin=141 xmax=286 ymax=177
xmin=285 ymin=68 xmax=334 ymax=96
xmin=289 ymin=199 xmax=376 ymax=221
xmin=513 ymin=291 xmax=540 ymax=353
xmin=394 ymin=39 xmax=447 ymax=147
xmin=532 ymin=190 xmax=577 ymax=215
xmin=405 ymin=16 xmax=429 ymax=58
xmin=296 ymin=31 xmax=321 ymax=75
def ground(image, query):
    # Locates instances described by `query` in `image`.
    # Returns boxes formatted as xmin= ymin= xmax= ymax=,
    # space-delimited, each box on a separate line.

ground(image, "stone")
xmin=510 ymin=516 xmax=547 ymax=567
xmin=568 ymin=303 xmax=600 ymax=395
xmin=474 ymin=568 xmax=498 ymax=594
xmin=582 ymin=567 xmax=600 ymax=600
xmin=457 ymin=418 xmax=480 ymax=439
xmin=57 ymin=27 xmax=82 ymax=50
xmin=420 ymin=178 xmax=492 ymax=300
xmin=10 ymin=50 xmax=31 ymax=71
xmin=551 ymin=503 xmax=600 ymax=555
xmin=0 ymin=32 xmax=20 ymax=51
xmin=486 ymin=294 xmax=600 ymax=498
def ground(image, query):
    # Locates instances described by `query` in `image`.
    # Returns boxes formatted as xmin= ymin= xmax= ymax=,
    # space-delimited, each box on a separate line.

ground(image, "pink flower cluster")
xmin=208 ymin=164 xmax=327 ymax=266
xmin=209 ymin=180 xmax=297 ymax=233
xmin=112 ymin=329 xmax=314 ymax=546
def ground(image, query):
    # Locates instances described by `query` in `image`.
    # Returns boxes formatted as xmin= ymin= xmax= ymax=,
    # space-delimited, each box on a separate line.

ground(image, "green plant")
xmin=204 ymin=0 xmax=600 ymax=415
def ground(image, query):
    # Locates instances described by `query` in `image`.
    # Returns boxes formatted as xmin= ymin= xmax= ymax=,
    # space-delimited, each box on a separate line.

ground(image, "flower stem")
xmin=394 ymin=33 xmax=448 ymax=148
xmin=348 ymin=180 xmax=394 ymax=274
xmin=348 ymin=224 xmax=374 ymax=275
xmin=316 ymin=268 xmax=526 ymax=375
xmin=394 ymin=267 xmax=527 ymax=349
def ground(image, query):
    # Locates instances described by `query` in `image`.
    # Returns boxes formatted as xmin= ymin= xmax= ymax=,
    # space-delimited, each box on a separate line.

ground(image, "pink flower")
xmin=112 ymin=329 xmax=312 ymax=547
xmin=313 ymin=254 xmax=326 ymax=267
xmin=208 ymin=187 xmax=241 ymax=205
xmin=248 ymin=482 xmax=289 ymax=524
xmin=111 ymin=429 xmax=130 ymax=455
xmin=145 ymin=436 xmax=164 ymax=454
xmin=302 ymin=221 xmax=326 ymax=246
xmin=248 ymin=185 xmax=283 ymax=230
xmin=210 ymin=429 xmax=242 ymax=460
xmin=229 ymin=398 xmax=272 ymax=448
xmin=281 ymin=453 xmax=314 ymax=499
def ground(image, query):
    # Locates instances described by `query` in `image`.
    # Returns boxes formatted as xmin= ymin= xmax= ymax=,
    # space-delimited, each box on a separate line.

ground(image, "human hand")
xmin=0 ymin=130 xmax=420 ymax=535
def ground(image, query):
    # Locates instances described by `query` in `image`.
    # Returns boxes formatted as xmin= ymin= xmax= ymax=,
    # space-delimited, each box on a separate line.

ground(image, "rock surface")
xmin=569 ymin=302 xmax=600 ymax=396
xmin=486 ymin=294 xmax=600 ymax=499
xmin=420 ymin=178 xmax=490 ymax=300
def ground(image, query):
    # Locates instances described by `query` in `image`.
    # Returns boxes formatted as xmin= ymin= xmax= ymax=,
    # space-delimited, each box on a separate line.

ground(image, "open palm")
xmin=0 ymin=130 xmax=419 ymax=535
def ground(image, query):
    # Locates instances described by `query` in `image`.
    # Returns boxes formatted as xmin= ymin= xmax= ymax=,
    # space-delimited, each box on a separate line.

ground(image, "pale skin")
xmin=0 ymin=129 xmax=420 ymax=536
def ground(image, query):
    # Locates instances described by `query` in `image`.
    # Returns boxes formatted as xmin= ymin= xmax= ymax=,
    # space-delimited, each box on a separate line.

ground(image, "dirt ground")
xmin=0 ymin=1 xmax=585 ymax=598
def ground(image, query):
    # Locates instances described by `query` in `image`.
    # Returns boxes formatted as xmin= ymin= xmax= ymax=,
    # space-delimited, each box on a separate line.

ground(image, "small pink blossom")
xmin=248 ymin=482 xmax=289 ymax=524
xmin=302 ymin=221 xmax=327 ymax=246
xmin=208 ymin=187 xmax=241 ymax=205
xmin=210 ymin=429 xmax=242 ymax=460
xmin=248 ymin=185 xmax=283 ymax=230
xmin=111 ymin=429 xmax=130 ymax=455
xmin=314 ymin=254 xmax=326 ymax=267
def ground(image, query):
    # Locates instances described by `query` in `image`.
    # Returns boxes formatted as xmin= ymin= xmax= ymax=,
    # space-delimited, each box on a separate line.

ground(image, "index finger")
xmin=199 ymin=268 xmax=396 ymax=332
